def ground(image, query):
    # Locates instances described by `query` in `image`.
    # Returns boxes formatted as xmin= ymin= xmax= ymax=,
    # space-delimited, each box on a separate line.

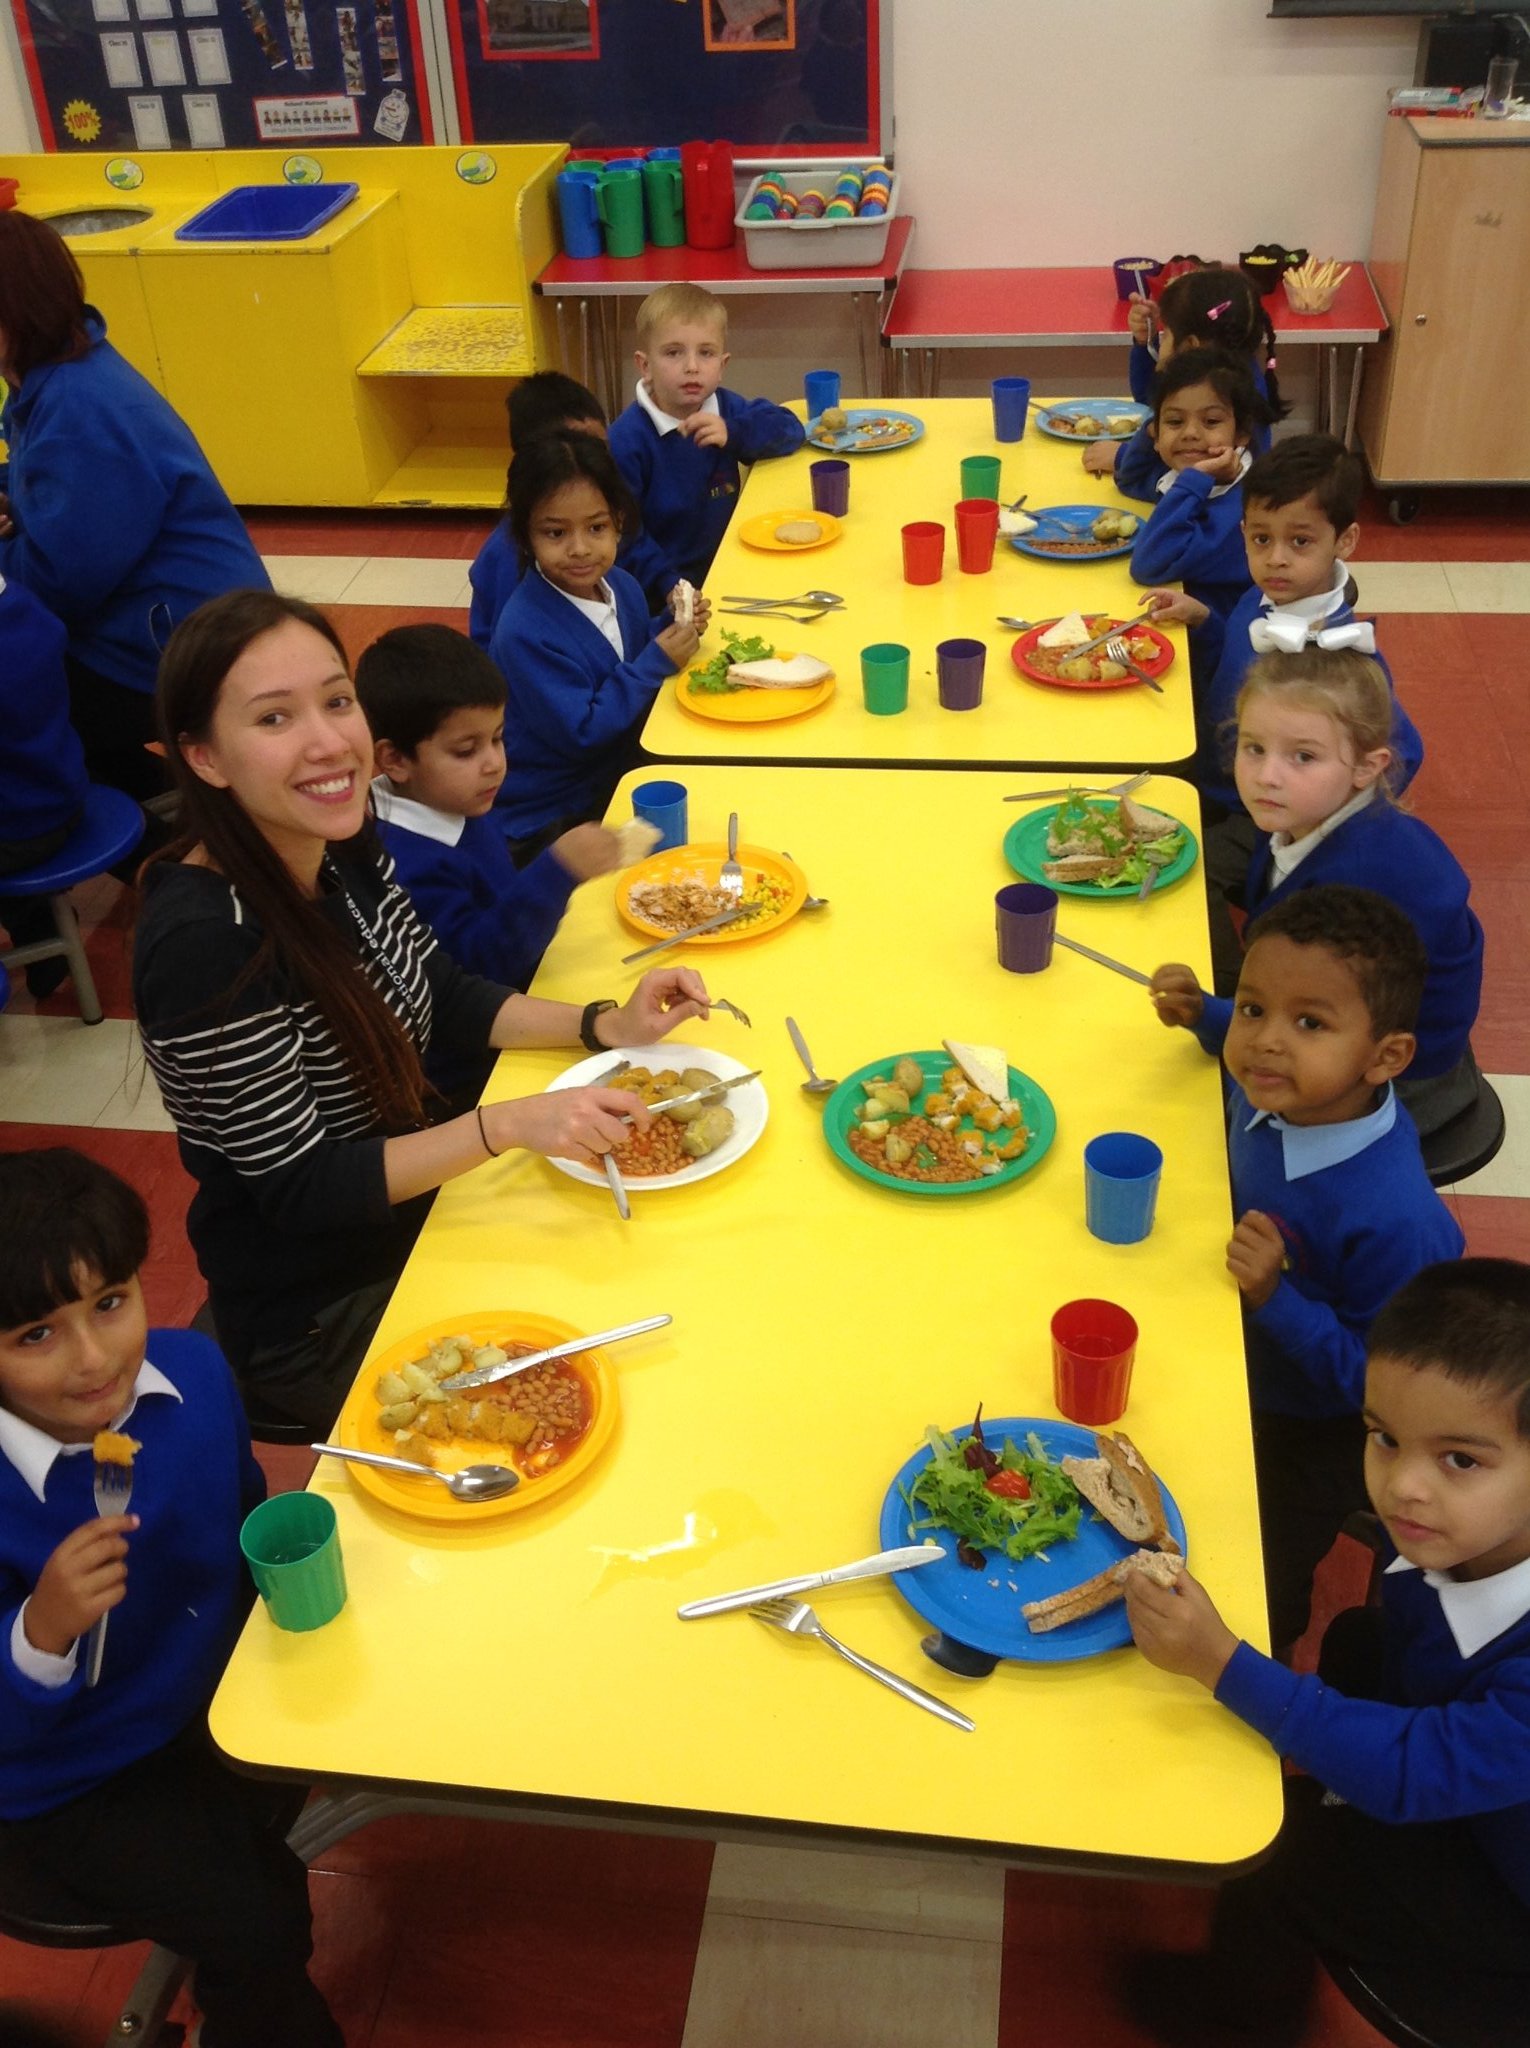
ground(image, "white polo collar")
xmin=1259 ymin=562 xmax=1351 ymax=626
xmin=1245 ymin=1083 xmax=1396 ymax=1181
xmin=0 ymin=1360 xmax=183 ymax=1504
xmin=1386 ymin=1549 xmax=1530 ymax=1661
xmin=634 ymin=379 xmax=721 ymax=437
xmin=370 ymin=777 xmax=465 ymax=849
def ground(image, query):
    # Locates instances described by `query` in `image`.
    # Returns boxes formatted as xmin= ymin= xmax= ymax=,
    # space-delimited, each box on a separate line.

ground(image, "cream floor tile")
xmin=339 ymin=557 xmax=472 ymax=608
xmin=680 ymin=1912 xmax=1001 ymax=2048
xmin=260 ymin=555 xmax=367 ymax=604
xmin=1448 ymin=1073 xmax=1530 ymax=1198
xmin=1443 ymin=563 xmax=1530 ymax=614
xmin=0 ymin=1015 xmax=143 ymax=1127
xmin=704 ymin=1842 xmax=1004 ymax=1941
xmin=94 ymin=1059 xmax=175 ymax=1133
xmin=1349 ymin=560 xmax=1456 ymax=613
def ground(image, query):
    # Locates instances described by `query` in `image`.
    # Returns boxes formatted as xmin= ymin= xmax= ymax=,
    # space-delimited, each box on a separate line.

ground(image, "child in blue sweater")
xmin=1094 ymin=265 xmax=1286 ymax=493
xmin=1126 ymin=349 xmax=1268 ymax=633
xmin=0 ymin=1148 xmax=341 ymax=2047
xmin=489 ymin=432 xmax=707 ymax=847
xmin=467 ymin=372 xmax=673 ymax=646
xmin=0 ymin=575 xmax=89 ymax=998
xmin=1124 ymin=1259 xmax=1530 ymax=2047
xmin=358 ymin=621 xmax=626 ymax=1011
xmin=607 ymin=282 xmax=806 ymax=590
xmin=1150 ymin=886 xmax=1464 ymax=1651
xmin=1220 ymin=649 xmax=1482 ymax=1132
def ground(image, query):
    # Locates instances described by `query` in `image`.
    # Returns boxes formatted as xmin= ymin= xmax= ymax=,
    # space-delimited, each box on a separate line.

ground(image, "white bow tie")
xmin=1248 ymin=613 xmax=1377 ymax=656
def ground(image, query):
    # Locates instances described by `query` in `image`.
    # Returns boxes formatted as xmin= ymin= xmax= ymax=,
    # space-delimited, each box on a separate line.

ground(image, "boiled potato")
xmin=378 ymin=1400 xmax=418 ymax=1432
xmin=376 ymin=1371 xmax=411 ymax=1405
xmin=893 ymin=1057 xmax=924 ymax=1097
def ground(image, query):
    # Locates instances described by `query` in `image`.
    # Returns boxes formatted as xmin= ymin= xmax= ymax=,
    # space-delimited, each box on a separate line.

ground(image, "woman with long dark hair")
xmin=0 ymin=210 xmax=268 ymax=802
xmin=133 ymin=589 xmax=707 ymax=1429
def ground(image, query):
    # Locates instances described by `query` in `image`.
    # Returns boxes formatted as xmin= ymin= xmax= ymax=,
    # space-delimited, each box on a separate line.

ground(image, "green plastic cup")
xmin=861 ymin=641 xmax=910 ymax=715
xmin=240 ymin=1492 xmax=347 ymax=1633
xmin=960 ymin=454 xmax=1002 ymax=502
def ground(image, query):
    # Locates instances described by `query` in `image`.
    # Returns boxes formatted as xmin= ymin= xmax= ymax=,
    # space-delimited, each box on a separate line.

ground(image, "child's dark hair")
xmin=1150 ymin=347 xmax=1273 ymax=441
xmin=507 ymin=431 xmax=640 ymax=562
xmin=1242 ymin=434 xmax=1364 ymax=533
xmin=1243 ymin=883 xmax=1426 ymax=1039
xmin=355 ymin=624 xmax=506 ymax=757
xmin=506 ymin=370 xmax=605 ymax=445
xmin=1370 ymin=1260 xmax=1530 ymax=1440
xmin=0 ymin=1148 xmax=149 ymax=1328
xmin=1157 ymin=266 xmax=1289 ymax=421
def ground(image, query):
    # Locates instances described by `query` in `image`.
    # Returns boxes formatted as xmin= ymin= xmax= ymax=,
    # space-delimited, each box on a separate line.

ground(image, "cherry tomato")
xmin=984 ymin=1469 xmax=1031 ymax=1501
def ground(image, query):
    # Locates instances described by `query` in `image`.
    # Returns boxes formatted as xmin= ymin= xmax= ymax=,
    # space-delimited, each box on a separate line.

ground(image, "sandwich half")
xmin=1023 ymin=1548 xmax=1184 ymax=1633
xmin=1061 ymin=1431 xmax=1179 ymax=1554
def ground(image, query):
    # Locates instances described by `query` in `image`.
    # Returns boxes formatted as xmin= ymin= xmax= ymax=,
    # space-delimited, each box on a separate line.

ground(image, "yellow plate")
xmin=617 ymin=843 xmax=807 ymax=944
xmin=677 ymin=667 xmax=836 ymax=724
xmin=738 ymin=510 xmax=844 ymax=553
xmin=334 ymin=1310 xmax=617 ymax=1523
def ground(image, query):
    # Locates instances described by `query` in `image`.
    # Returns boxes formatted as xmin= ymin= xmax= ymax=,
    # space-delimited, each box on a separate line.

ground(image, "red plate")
xmin=1010 ymin=617 xmax=1176 ymax=691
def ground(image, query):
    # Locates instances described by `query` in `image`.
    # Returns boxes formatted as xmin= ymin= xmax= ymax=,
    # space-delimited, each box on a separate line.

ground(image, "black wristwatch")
xmin=580 ymin=999 xmax=619 ymax=1053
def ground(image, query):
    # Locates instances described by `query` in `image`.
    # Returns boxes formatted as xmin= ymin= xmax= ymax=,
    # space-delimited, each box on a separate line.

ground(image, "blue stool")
xmin=0 ymin=787 xmax=145 ymax=1024
xmin=0 ymin=959 xmax=10 ymax=1010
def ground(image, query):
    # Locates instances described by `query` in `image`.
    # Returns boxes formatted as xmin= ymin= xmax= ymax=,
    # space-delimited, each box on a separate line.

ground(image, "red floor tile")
xmin=0 ymin=1933 xmax=109 ymax=2016
xmin=1355 ymin=487 xmax=1530 ymax=562
xmin=244 ymin=511 xmax=492 ymax=560
xmin=1376 ymin=611 xmax=1482 ymax=681
xmin=1454 ymin=1196 xmax=1529 ymax=1262
xmin=1398 ymin=673 xmax=1527 ymax=811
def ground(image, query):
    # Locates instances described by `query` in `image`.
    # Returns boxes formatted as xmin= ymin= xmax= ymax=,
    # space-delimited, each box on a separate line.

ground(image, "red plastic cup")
xmin=901 ymin=520 xmax=944 ymax=584
xmin=1051 ymin=1298 xmax=1138 ymax=1426
xmin=954 ymin=497 xmax=1000 ymax=574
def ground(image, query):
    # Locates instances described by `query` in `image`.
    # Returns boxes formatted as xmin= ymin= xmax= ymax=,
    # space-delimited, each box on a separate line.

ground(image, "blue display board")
xmin=11 ymin=0 xmax=431 ymax=151
xmin=444 ymin=0 xmax=885 ymax=155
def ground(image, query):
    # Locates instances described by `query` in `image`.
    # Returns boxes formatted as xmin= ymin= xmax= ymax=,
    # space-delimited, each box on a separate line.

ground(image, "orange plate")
xmin=616 ymin=843 xmax=807 ymax=945
xmin=333 ymin=1311 xmax=617 ymax=1523
xmin=677 ymin=666 xmax=836 ymax=725
xmin=1011 ymin=618 xmax=1176 ymax=691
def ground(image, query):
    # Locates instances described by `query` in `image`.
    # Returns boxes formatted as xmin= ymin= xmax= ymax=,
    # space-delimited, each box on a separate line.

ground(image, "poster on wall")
xmin=8 ymin=0 xmax=432 ymax=148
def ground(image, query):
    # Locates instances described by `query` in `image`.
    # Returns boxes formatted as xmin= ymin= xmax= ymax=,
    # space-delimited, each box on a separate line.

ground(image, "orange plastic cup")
xmin=901 ymin=520 xmax=945 ymax=584
xmin=954 ymin=497 xmax=1000 ymax=574
xmin=1051 ymin=1298 xmax=1137 ymax=1426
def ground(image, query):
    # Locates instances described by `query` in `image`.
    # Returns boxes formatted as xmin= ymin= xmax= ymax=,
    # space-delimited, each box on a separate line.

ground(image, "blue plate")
xmin=1008 ymin=504 xmax=1140 ymax=563
xmin=877 ymin=1417 xmax=1187 ymax=1663
xmin=1035 ymin=399 xmax=1148 ymax=443
xmin=805 ymin=408 xmax=924 ymax=455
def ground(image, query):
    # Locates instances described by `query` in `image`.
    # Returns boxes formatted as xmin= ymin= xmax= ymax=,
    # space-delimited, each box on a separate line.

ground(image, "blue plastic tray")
xmin=175 ymin=183 xmax=359 ymax=243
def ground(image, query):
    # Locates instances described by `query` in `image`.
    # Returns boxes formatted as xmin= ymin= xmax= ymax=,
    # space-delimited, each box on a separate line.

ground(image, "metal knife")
xmin=621 ymin=905 xmax=760 ymax=964
xmin=622 ymin=1069 xmax=762 ymax=1121
xmin=1003 ymin=771 xmax=1151 ymax=805
xmin=678 ymin=1544 xmax=943 ymax=1620
xmin=601 ymin=1152 xmax=631 ymax=1222
xmin=438 ymin=1313 xmax=672 ymax=1392
xmin=1054 ymin=932 xmax=1153 ymax=986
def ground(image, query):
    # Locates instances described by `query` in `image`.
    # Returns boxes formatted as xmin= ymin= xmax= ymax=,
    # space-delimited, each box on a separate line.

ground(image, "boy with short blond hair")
xmin=608 ymin=281 xmax=804 ymax=589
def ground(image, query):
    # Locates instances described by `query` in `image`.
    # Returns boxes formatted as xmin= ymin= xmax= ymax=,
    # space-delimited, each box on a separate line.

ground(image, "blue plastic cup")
xmin=991 ymin=376 xmax=1031 ymax=442
xmin=632 ymin=779 xmax=688 ymax=852
xmin=556 ymin=169 xmax=603 ymax=260
xmin=1084 ymin=1131 xmax=1163 ymax=1244
xmin=804 ymin=369 xmax=841 ymax=418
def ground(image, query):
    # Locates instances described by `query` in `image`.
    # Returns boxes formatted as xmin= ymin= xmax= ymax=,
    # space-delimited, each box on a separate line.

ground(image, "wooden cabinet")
xmin=1359 ymin=117 xmax=1530 ymax=486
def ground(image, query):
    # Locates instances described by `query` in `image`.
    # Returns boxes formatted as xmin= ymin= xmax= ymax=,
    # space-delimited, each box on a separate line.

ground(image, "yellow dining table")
xmin=210 ymin=765 xmax=1280 ymax=1878
xmin=640 ymin=397 xmax=1195 ymax=772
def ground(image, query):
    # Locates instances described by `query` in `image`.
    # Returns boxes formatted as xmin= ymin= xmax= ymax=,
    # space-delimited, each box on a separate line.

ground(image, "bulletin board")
xmin=443 ymin=0 xmax=887 ymax=156
xmin=8 ymin=0 xmax=432 ymax=151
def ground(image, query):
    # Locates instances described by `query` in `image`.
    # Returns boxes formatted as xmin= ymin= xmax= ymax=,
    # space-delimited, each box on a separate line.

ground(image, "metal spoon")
xmin=310 ymin=1442 xmax=521 ymax=1501
xmin=996 ymin=617 xmax=1034 ymax=632
xmin=781 ymin=852 xmax=828 ymax=912
xmin=786 ymin=1016 xmax=837 ymax=1095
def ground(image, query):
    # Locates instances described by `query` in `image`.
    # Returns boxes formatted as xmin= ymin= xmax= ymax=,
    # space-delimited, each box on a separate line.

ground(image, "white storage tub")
xmin=736 ymin=167 xmax=900 ymax=270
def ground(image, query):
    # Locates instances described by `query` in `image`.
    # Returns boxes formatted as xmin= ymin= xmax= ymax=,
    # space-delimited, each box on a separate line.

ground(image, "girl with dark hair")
xmin=132 ymin=589 xmax=710 ymax=1429
xmin=489 ymin=432 xmax=710 ymax=850
xmin=0 ymin=211 xmax=268 ymax=804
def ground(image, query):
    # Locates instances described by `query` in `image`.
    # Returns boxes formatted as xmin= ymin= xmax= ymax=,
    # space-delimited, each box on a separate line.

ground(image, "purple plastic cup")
xmin=995 ymin=881 xmax=1058 ymax=973
xmin=937 ymin=637 xmax=986 ymax=711
xmin=809 ymin=458 xmax=850 ymax=517
xmin=1113 ymin=257 xmax=1163 ymax=301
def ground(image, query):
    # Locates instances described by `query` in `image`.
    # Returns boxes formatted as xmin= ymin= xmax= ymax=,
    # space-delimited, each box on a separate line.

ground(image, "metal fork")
xmin=750 ymin=1597 xmax=975 ymax=1731
xmin=710 ymin=997 xmax=752 ymax=1027
xmin=719 ymin=813 xmax=744 ymax=902
xmin=85 ymin=1458 xmax=134 ymax=1687
xmin=1106 ymin=635 xmax=1165 ymax=694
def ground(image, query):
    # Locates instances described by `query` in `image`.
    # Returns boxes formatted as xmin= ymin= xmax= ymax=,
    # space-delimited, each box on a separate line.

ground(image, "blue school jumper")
xmin=0 ymin=576 xmax=87 ymax=843
xmin=0 ymin=1332 xmax=265 ymax=1818
xmin=1195 ymin=584 xmax=1423 ymax=814
xmin=607 ymin=385 xmax=805 ymax=590
xmin=1195 ymin=1069 xmax=1463 ymax=1418
xmin=468 ymin=520 xmax=676 ymax=649
xmin=1129 ymin=465 xmax=1254 ymax=621
xmin=372 ymin=781 xmax=575 ymax=989
xmin=1218 ymin=1552 xmax=1530 ymax=1910
xmin=1237 ymin=798 xmax=1484 ymax=1081
xmin=489 ymin=564 xmax=670 ymax=837
xmin=0 ymin=312 xmax=268 ymax=694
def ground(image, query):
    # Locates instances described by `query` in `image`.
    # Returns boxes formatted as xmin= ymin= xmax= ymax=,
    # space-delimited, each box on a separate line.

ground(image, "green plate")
xmin=824 ymin=1051 xmax=1056 ymax=1197
xmin=1003 ymin=802 xmax=1199 ymax=900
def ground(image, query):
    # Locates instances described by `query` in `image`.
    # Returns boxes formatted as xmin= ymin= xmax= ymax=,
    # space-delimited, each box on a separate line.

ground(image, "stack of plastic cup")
xmin=827 ymin=167 xmax=864 ymax=218
xmin=776 ymin=191 xmax=801 ymax=219
xmin=797 ymin=188 xmax=828 ymax=220
xmin=826 ymin=195 xmax=856 ymax=218
xmin=860 ymin=163 xmax=893 ymax=217
xmin=745 ymin=195 xmax=777 ymax=221
xmin=753 ymin=172 xmax=787 ymax=217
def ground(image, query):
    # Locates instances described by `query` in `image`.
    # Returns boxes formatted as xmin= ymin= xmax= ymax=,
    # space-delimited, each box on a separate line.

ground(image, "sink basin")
xmin=174 ymin=183 xmax=359 ymax=243
xmin=45 ymin=206 xmax=155 ymax=236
